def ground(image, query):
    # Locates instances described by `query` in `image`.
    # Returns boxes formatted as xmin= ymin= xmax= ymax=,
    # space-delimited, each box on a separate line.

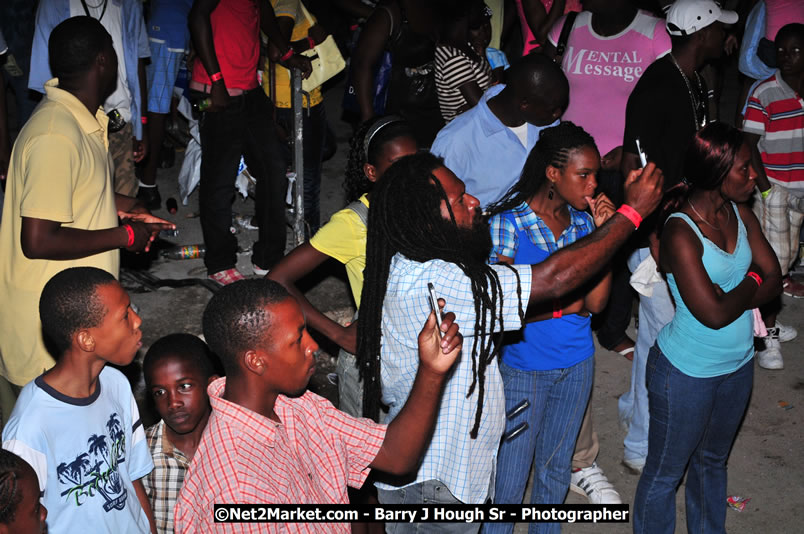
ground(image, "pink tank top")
xmin=516 ymin=0 xmax=582 ymax=55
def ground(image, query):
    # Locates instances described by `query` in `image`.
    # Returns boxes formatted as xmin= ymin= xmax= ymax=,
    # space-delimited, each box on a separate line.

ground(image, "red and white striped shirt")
xmin=743 ymin=71 xmax=804 ymax=192
xmin=174 ymin=378 xmax=386 ymax=533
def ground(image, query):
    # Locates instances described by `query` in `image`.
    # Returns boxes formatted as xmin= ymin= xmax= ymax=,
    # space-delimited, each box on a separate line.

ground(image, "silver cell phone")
xmin=427 ymin=283 xmax=443 ymax=331
xmin=635 ymin=138 xmax=648 ymax=168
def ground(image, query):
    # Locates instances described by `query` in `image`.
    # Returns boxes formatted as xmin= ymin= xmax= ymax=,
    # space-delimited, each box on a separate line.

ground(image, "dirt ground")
xmin=122 ymin=83 xmax=803 ymax=533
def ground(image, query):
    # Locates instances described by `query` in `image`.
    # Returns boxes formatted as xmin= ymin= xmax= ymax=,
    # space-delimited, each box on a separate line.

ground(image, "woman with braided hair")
xmin=0 ymin=449 xmax=47 ymax=534
xmin=484 ymin=122 xmax=616 ymax=534
xmin=357 ymin=148 xmax=664 ymax=513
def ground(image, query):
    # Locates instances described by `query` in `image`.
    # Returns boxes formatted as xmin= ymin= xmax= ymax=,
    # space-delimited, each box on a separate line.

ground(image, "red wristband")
xmin=746 ymin=271 xmax=762 ymax=286
xmin=123 ymin=224 xmax=135 ymax=247
xmin=307 ymin=36 xmax=316 ymax=50
xmin=280 ymin=48 xmax=294 ymax=62
xmin=210 ymin=71 xmax=223 ymax=82
xmin=616 ymin=204 xmax=642 ymax=229
xmin=141 ymin=116 xmax=148 ymax=125
xmin=552 ymin=300 xmax=562 ymax=319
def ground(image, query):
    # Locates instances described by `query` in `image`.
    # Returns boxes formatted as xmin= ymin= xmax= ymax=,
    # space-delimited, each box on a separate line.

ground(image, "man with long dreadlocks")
xmin=356 ymin=151 xmax=663 ymax=523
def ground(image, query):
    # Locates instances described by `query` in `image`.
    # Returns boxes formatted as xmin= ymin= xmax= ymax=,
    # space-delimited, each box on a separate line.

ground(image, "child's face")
xmin=87 ymin=282 xmax=142 ymax=366
xmin=1 ymin=466 xmax=47 ymax=534
xmin=777 ymin=33 xmax=804 ymax=79
xmin=260 ymin=298 xmax=319 ymax=396
xmin=147 ymin=358 xmax=213 ymax=436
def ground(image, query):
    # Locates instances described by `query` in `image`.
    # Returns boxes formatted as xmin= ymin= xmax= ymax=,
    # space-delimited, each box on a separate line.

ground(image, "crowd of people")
xmin=0 ymin=0 xmax=802 ymax=533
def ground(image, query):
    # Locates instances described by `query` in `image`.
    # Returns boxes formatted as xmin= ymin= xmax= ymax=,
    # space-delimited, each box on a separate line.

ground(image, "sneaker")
xmin=782 ymin=276 xmax=804 ymax=298
xmin=208 ymin=268 xmax=246 ymax=286
xmin=774 ymin=321 xmax=797 ymax=343
xmin=136 ymin=185 xmax=161 ymax=211
xmin=252 ymin=263 xmax=269 ymax=277
xmin=569 ymin=462 xmax=622 ymax=504
xmin=757 ymin=333 xmax=784 ymax=370
xmin=622 ymin=458 xmax=645 ymax=475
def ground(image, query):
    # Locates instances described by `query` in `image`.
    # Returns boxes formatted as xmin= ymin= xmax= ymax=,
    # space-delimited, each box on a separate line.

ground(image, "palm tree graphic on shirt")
xmin=58 ymin=412 xmax=128 ymax=511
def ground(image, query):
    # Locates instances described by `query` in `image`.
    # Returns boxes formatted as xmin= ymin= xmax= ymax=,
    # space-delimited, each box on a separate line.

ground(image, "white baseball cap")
xmin=665 ymin=0 xmax=738 ymax=36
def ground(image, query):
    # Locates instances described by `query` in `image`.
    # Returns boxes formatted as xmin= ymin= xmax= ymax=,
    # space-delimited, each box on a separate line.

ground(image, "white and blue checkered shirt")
xmin=374 ymin=254 xmax=532 ymax=504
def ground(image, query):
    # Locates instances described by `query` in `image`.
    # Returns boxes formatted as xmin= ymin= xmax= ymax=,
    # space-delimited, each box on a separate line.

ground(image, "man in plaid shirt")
xmin=174 ymin=279 xmax=464 ymax=533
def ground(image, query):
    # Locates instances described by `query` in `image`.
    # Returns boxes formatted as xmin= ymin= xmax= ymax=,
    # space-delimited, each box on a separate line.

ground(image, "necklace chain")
xmin=688 ymin=198 xmax=729 ymax=231
xmin=670 ymin=54 xmax=706 ymax=130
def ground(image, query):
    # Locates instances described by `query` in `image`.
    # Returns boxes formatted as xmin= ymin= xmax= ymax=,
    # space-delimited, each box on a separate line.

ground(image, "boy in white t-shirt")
xmin=2 ymin=267 xmax=155 ymax=534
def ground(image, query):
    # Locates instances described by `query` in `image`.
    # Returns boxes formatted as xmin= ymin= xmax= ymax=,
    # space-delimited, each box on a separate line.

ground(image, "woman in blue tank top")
xmin=633 ymin=123 xmax=782 ymax=534
xmin=484 ymin=123 xmax=618 ymax=534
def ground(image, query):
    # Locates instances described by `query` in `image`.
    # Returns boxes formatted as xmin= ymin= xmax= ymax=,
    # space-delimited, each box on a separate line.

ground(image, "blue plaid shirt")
xmin=490 ymin=201 xmax=596 ymax=261
xmin=375 ymin=254 xmax=532 ymax=503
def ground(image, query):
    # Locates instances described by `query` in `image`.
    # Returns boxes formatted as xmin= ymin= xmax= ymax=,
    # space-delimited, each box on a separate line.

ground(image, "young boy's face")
xmin=261 ymin=298 xmax=319 ymax=396
xmin=147 ymin=358 xmax=212 ymax=435
xmin=87 ymin=282 xmax=142 ymax=366
xmin=0 ymin=465 xmax=47 ymax=534
xmin=777 ymin=33 xmax=804 ymax=79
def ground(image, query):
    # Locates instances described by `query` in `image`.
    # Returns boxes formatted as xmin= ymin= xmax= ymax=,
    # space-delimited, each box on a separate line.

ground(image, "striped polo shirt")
xmin=743 ymin=71 xmax=804 ymax=191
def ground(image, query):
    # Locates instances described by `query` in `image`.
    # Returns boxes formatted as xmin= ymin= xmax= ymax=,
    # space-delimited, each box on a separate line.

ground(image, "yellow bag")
xmin=300 ymin=4 xmax=345 ymax=92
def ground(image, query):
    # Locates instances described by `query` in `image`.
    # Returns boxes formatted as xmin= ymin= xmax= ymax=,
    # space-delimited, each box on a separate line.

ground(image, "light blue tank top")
xmin=658 ymin=203 xmax=754 ymax=377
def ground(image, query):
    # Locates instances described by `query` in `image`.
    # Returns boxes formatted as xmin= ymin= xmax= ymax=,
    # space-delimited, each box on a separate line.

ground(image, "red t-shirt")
xmin=191 ymin=0 xmax=260 ymax=90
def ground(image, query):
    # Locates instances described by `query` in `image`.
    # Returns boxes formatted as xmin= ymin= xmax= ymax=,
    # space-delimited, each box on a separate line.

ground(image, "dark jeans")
xmin=633 ymin=344 xmax=753 ymax=534
xmin=275 ymin=103 xmax=325 ymax=234
xmin=198 ymin=89 xmax=286 ymax=274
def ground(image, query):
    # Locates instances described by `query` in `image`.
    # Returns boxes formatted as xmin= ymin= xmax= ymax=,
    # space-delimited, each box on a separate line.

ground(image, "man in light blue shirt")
xmin=431 ymin=54 xmax=569 ymax=208
xmin=356 ymin=153 xmax=664 ymax=530
xmin=30 ymin=0 xmax=150 ymax=197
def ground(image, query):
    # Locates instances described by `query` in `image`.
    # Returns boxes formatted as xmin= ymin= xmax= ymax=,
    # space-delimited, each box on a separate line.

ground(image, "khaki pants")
xmin=109 ymin=122 xmax=138 ymax=197
xmin=572 ymin=395 xmax=600 ymax=469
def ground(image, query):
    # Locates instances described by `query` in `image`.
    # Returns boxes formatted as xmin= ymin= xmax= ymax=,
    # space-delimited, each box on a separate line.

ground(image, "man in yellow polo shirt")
xmin=0 ymin=17 xmax=171 ymax=402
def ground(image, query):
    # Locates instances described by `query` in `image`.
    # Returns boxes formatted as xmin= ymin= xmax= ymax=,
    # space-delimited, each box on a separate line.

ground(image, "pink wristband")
xmin=280 ymin=48 xmax=294 ymax=62
xmin=141 ymin=116 xmax=148 ymax=125
xmin=123 ymin=224 xmax=135 ymax=247
xmin=616 ymin=204 xmax=642 ymax=229
xmin=210 ymin=71 xmax=223 ymax=82
xmin=746 ymin=271 xmax=762 ymax=286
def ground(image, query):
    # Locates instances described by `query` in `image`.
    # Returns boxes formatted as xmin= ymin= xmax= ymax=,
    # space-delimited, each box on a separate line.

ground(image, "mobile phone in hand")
xmin=427 ymin=283 xmax=443 ymax=332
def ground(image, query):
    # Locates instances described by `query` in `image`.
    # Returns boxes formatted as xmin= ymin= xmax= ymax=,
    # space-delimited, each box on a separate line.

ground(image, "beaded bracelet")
xmin=141 ymin=116 xmax=148 ymax=125
xmin=616 ymin=205 xmax=642 ymax=229
xmin=307 ymin=36 xmax=315 ymax=50
xmin=123 ymin=224 xmax=135 ymax=247
xmin=280 ymin=48 xmax=294 ymax=62
xmin=746 ymin=271 xmax=762 ymax=287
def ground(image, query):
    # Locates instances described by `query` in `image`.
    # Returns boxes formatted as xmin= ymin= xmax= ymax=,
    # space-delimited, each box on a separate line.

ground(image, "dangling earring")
xmin=548 ymin=184 xmax=554 ymax=200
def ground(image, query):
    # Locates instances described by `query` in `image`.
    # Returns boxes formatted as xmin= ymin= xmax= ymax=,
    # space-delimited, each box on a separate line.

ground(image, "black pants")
xmin=198 ymin=89 xmax=287 ymax=274
xmin=594 ymin=168 xmax=634 ymax=349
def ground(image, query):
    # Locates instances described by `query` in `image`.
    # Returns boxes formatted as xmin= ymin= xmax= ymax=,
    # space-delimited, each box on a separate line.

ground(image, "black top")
xmin=622 ymin=55 xmax=708 ymax=189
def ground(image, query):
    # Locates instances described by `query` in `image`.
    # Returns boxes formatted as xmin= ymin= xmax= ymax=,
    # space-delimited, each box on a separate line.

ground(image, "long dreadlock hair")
xmin=487 ymin=121 xmax=598 ymax=217
xmin=344 ymin=116 xmax=416 ymax=203
xmin=357 ymin=152 xmax=524 ymax=438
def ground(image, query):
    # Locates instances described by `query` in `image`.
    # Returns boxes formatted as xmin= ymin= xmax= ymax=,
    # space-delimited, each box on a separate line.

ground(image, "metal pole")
xmin=291 ymin=68 xmax=305 ymax=246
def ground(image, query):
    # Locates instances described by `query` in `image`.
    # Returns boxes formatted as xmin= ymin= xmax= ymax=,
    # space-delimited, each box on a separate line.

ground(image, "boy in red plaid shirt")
xmin=175 ymin=279 xmax=463 ymax=533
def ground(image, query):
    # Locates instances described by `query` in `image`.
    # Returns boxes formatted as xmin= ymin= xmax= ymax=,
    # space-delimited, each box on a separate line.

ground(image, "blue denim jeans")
xmin=377 ymin=479 xmax=480 ymax=534
xmin=484 ymin=357 xmax=593 ymax=534
xmin=619 ymin=248 xmax=675 ymax=467
xmin=633 ymin=344 xmax=754 ymax=534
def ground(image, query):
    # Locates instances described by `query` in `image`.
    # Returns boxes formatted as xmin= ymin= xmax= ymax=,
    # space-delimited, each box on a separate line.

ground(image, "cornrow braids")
xmin=344 ymin=116 xmax=415 ymax=203
xmin=0 ymin=449 xmax=29 ymax=524
xmin=357 ymin=152 xmax=525 ymax=438
xmin=487 ymin=121 xmax=598 ymax=217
